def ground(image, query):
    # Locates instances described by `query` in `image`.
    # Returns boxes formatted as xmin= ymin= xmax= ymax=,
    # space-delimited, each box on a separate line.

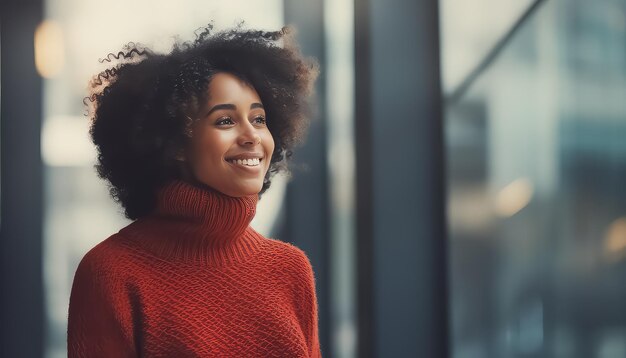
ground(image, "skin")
xmin=178 ymin=71 xmax=275 ymax=197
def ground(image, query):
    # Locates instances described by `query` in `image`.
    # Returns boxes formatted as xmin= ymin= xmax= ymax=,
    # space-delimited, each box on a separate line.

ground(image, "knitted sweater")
xmin=67 ymin=179 xmax=322 ymax=357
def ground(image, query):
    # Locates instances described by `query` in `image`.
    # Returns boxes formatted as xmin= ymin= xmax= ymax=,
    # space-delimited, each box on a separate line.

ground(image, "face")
xmin=181 ymin=71 xmax=275 ymax=197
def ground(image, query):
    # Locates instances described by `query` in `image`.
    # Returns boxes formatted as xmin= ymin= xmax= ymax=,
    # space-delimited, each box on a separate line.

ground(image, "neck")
xmin=120 ymin=179 xmax=265 ymax=266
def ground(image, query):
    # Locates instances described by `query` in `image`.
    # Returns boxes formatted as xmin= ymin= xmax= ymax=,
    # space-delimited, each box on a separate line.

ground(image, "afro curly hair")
xmin=84 ymin=20 xmax=320 ymax=220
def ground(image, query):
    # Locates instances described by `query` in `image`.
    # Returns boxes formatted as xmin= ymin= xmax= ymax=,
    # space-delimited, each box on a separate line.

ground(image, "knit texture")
xmin=67 ymin=179 xmax=322 ymax=357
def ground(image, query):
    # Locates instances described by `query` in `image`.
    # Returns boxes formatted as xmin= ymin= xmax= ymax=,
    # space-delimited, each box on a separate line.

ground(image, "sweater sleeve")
xmin=307 ymin=266 xmax=322 ymax=358
xmin=67 ymin=247 xmax=137 ymax=358
xmin=294 ymin=248 xmax=323 ymax=358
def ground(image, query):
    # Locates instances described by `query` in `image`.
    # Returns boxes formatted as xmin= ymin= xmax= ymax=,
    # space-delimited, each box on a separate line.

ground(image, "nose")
xmin=238 ymin=120 xmax=261 ymax=145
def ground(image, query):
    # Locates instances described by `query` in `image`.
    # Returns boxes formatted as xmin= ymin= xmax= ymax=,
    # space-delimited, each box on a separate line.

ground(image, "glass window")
xmin=439 ymin=0 xmax=535 ymax=93
xmin=444 ymin=0 xmax=626 ymax=357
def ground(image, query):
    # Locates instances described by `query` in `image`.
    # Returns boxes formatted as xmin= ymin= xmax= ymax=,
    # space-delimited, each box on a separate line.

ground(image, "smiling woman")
xmin=67 ymin=21 xmax=322 ymax=357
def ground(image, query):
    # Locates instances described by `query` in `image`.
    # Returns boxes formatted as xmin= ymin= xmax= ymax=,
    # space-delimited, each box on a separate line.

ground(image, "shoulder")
xmin=260 ymin=236 xmax=316 ymax=281
xmin=72 ymin=232 xmax=136 ymax=286
xmin=262 ymin=235 xmax=312 ymax=262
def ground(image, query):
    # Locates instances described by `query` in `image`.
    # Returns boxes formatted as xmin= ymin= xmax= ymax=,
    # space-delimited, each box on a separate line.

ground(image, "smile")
xmin=227 ymin=158 xmax=262 ymax=167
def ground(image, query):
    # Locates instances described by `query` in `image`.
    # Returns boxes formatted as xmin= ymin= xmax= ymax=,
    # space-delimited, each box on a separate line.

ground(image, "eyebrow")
xmin=206 ymin=103 xmax=264 ymax=117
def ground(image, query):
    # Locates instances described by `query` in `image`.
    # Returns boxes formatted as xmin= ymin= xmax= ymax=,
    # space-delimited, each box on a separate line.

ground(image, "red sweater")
xmin=67 ymin=179 xmax=322 ymax=357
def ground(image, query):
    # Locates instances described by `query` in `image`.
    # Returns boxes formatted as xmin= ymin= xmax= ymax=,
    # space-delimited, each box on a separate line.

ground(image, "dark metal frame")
xmin=355 ymin=0 xmax=449 ymax=356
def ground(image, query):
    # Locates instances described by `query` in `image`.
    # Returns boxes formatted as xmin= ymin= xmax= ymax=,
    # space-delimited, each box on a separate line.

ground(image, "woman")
xmin=67 ymin=21 xmax=321 ymax=357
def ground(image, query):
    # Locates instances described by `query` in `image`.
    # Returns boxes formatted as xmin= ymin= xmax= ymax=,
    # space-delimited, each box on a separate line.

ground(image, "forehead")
xmin=206 ymin=72 xmax=261 ymax=103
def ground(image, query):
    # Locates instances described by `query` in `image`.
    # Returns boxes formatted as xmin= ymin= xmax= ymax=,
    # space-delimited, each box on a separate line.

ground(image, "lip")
xmin=224 ymin=152 xmax=264 ymax=161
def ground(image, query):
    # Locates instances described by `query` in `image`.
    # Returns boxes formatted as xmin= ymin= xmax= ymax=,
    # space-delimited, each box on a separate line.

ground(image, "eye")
xmin=216 ymin=116 xmax=234 ymax=126
xmin=253 ymin=115 xmax=266 ymax=125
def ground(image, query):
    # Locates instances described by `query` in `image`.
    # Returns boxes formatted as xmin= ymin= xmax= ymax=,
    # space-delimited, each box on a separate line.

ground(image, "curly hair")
xmin=84 ymin=21 xmax=320 ymax=220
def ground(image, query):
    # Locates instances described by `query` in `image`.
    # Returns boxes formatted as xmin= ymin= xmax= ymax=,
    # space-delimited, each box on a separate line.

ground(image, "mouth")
xmin=225 ymin=157 xmax=264 ymax=168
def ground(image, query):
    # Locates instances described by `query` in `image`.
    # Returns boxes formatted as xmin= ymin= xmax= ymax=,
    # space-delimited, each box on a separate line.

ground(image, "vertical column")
xmin=354 ymin=0 xmax=449 ymax=356
xmin=0 ymin=0 xmax=45 ymax=356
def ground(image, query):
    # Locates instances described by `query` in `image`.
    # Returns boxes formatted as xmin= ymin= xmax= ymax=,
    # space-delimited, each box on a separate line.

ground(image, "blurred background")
xmin=2 ymin=0 xmax=625 ymax=357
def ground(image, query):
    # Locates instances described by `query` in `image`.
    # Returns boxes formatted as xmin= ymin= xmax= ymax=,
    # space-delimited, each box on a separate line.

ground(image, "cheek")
xmin=193 ymin=132 xmax=229 ymax=165
xmin=263 ymin=131 xmax=275 ymax=153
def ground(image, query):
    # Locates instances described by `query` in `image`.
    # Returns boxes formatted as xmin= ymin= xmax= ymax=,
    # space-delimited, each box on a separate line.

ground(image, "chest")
xmin=128 ymin=263 xmax=310 ymax=357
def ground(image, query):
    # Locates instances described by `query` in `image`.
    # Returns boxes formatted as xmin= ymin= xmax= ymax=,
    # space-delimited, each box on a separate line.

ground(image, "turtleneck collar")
xmin=120 ymin=179 xmax=266 ymax=266
xmin=154 ymin=178 xmax=259 ymax=238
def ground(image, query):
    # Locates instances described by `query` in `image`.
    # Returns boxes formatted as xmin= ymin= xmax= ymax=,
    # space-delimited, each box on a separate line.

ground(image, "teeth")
xmin=228 ymin=158 xmax=261 ymax=166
